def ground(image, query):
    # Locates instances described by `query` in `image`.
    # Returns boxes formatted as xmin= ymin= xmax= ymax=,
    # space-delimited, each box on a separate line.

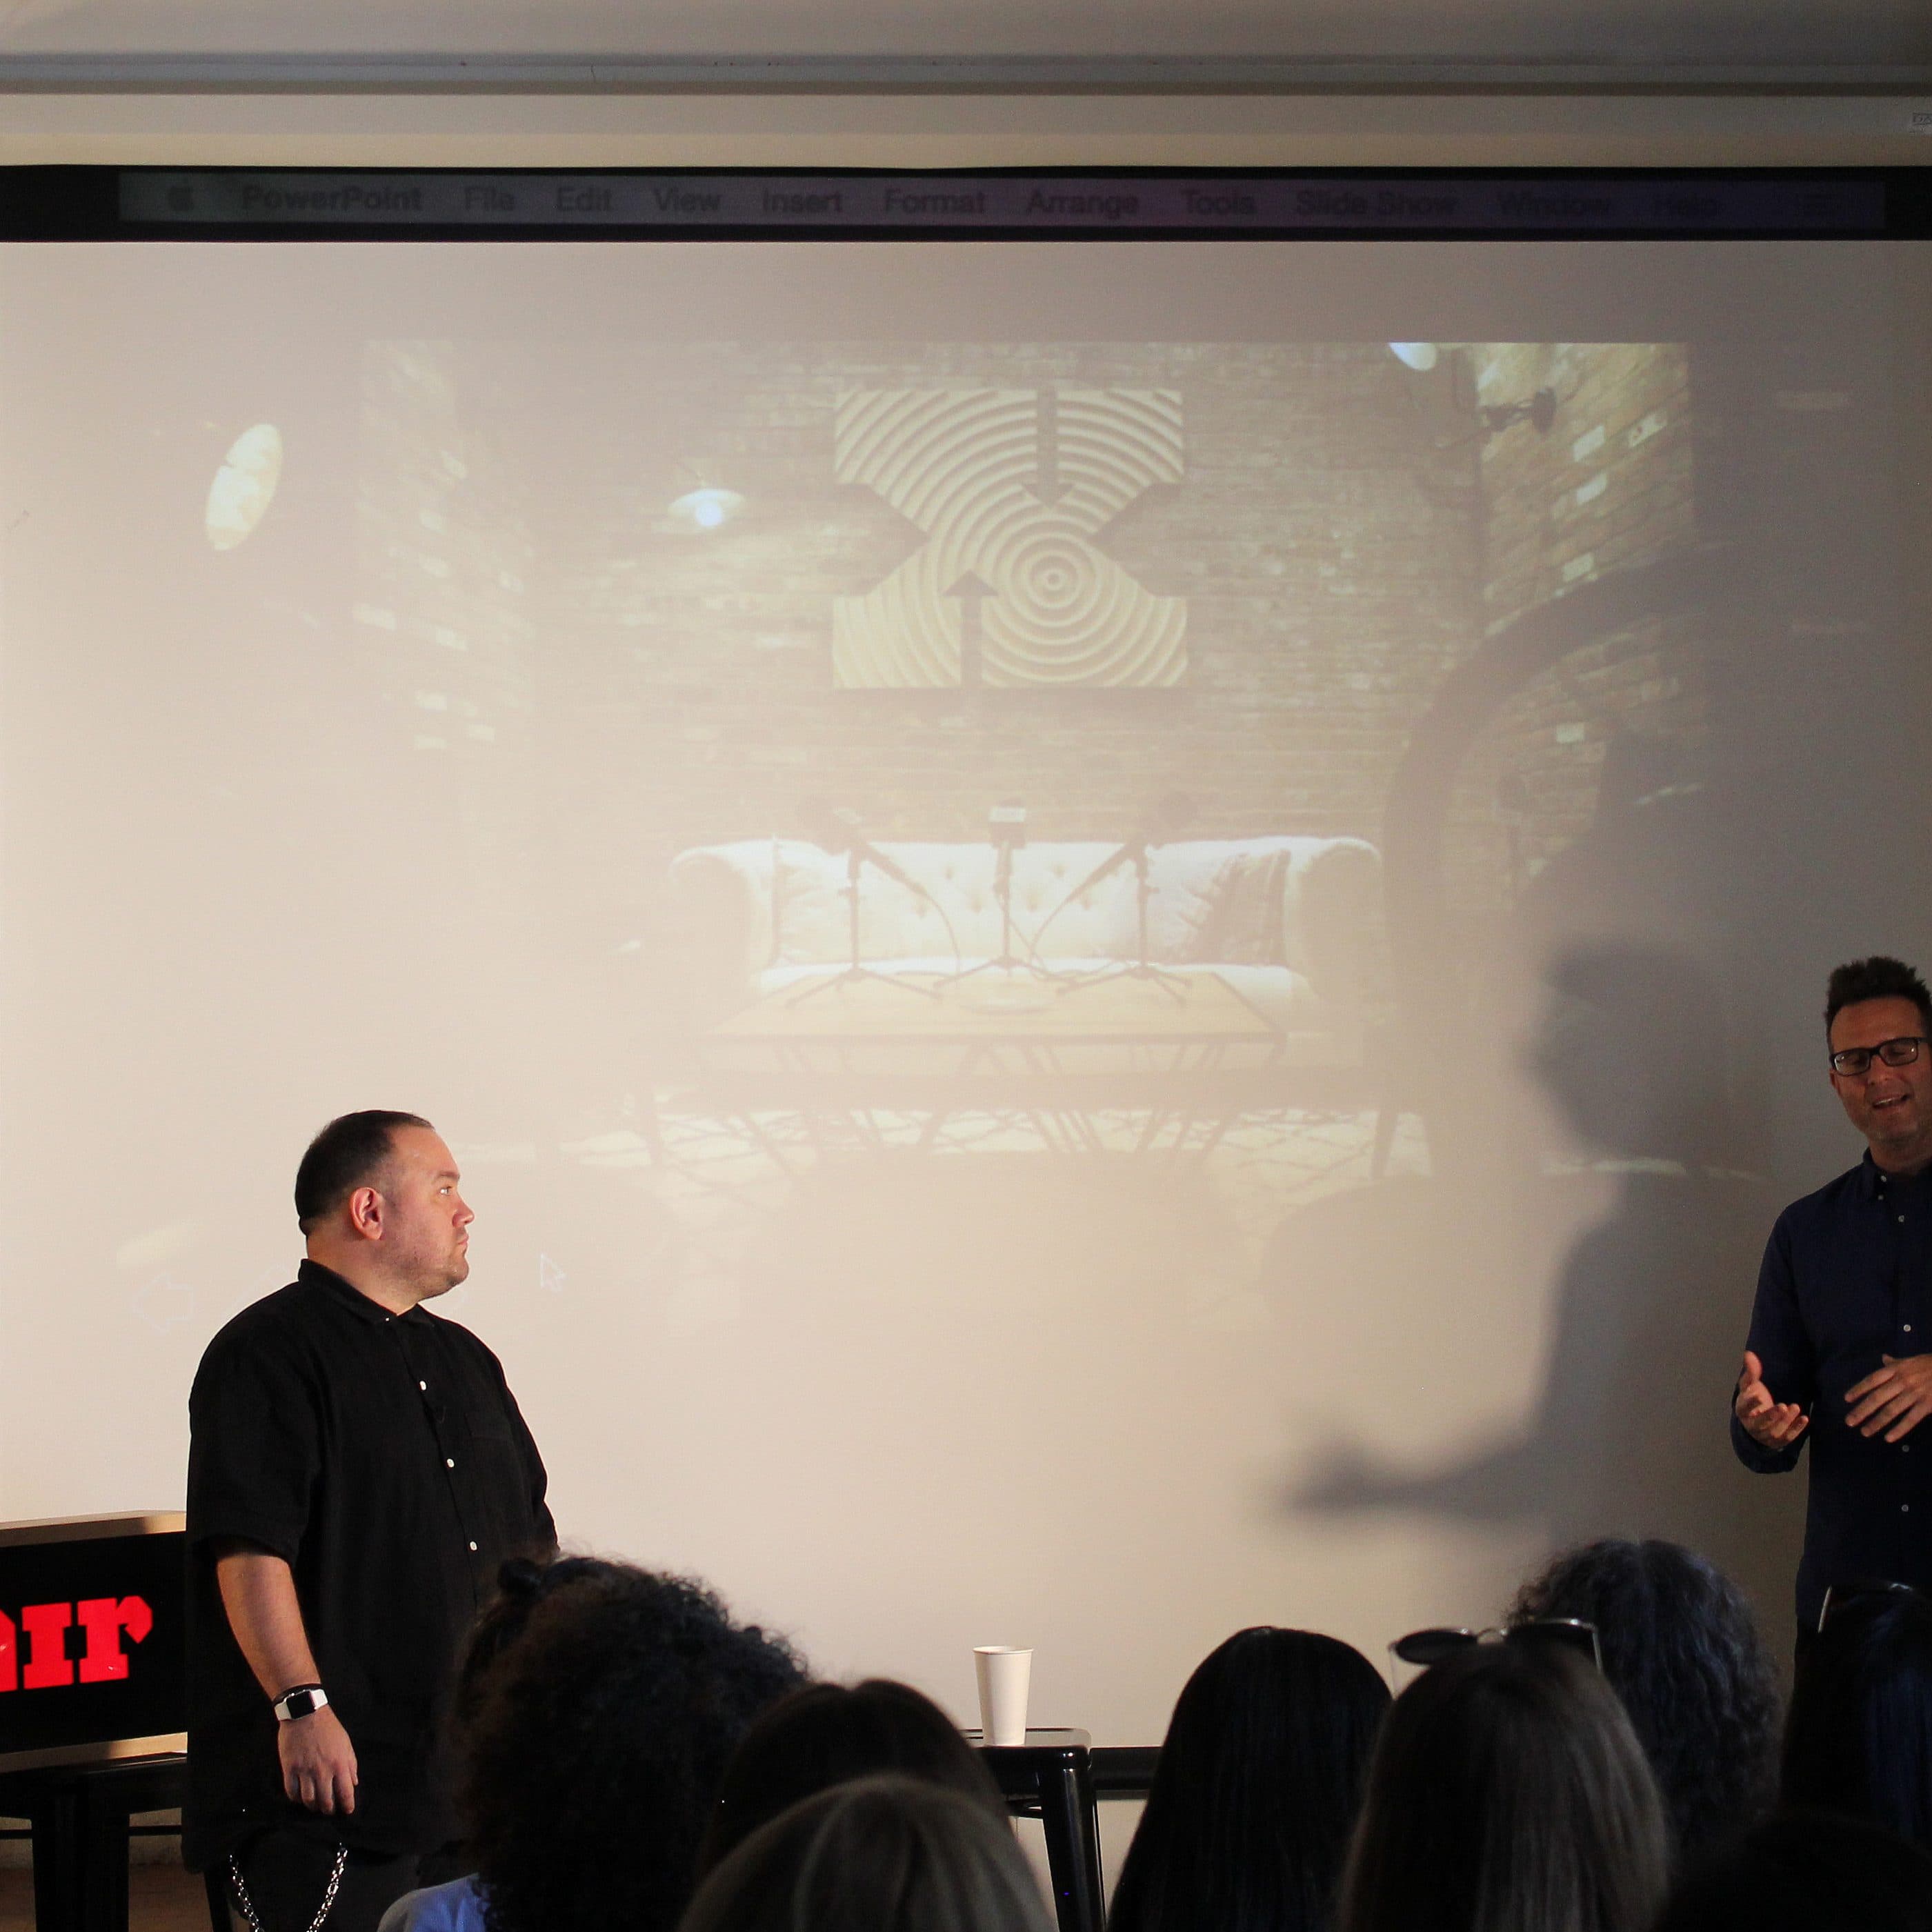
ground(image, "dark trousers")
xmin=221 ymin=1831 xmax=421 ymax=1932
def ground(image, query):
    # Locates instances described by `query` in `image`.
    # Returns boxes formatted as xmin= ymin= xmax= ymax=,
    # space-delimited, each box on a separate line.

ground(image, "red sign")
xmin=0 ymin=1597 xmax=154 ymax=1692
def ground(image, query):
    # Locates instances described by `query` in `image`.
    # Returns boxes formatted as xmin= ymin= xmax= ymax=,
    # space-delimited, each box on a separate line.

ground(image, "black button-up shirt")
xmin=183 ymin=1261 xmax=555 ymax=1869
xmin=1735 ymin=1153 xmax=1932 ymax=1627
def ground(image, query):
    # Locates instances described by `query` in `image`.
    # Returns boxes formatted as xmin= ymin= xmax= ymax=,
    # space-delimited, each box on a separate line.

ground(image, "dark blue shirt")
xmin=1735 ymin=1153 xmax=1932 ymax=1627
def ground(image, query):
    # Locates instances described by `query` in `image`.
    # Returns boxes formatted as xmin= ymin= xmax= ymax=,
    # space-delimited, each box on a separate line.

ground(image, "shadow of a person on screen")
xmin=1287 ymin=939 xmax=1804 ymax=1625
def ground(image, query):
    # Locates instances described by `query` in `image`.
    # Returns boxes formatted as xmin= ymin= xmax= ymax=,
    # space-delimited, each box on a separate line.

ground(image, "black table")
xmin=1089 ymin=1745 xmax=1160 ymax=1799
xmin=973 ymin=1730 xmax=1160 ymax=1932
xmin=0 ymin=1753 xmax=201 ymax=1932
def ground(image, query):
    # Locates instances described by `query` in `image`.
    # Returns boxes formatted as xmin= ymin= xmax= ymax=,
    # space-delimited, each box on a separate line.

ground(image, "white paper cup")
xmin=974 ymin=1646 xmax=1033 ymax=1746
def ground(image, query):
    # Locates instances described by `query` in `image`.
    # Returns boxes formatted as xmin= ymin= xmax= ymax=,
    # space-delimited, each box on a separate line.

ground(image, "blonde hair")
xmin=678 ymin=1774 xmax=1051 ymax=1932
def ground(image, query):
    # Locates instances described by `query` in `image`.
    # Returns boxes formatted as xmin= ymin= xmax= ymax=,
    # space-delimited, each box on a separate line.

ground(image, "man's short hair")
xmin=1824 ymin=957 xmax=1932 ymax=1040
xmin=295 ymin=1110 xmax=433 ymax=1232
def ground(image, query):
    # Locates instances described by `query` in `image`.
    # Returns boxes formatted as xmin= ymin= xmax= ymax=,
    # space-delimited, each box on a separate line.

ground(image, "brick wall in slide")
xmin=355 ymin=342 xmax=543 ymax=926
xmin=355 ymin=337 xmax=1706 ymax=949
xmin=1446 ymin=341 xmax=1707 ymax=915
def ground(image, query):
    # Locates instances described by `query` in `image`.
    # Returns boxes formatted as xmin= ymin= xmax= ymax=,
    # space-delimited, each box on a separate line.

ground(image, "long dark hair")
xmin=1509 ymin=1537 xmax=1780 ymax=1859
xmin=1106 ymin=1629 xmax=1391 ymax=1932
xmin=1337 ymin=1643 xmax=1669 ymax=1932
xmin=697 ymin=1678 xmax=1006 ymax=1878
xmin=457 ymin=1559 xmax=806 ymax=1932
xmin=679 ymin=1774 xmax=1053 ymax=1932
xmin=1784 ymin=1589 xmax=1932 ymax=1852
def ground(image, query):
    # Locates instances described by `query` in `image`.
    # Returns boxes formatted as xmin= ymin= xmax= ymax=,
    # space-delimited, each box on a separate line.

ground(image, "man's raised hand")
xmin=1735 ymin=1350 xmax=1809 ymax=1450
xmin=1845 ymin=1353 xmax=1932 ymax=1442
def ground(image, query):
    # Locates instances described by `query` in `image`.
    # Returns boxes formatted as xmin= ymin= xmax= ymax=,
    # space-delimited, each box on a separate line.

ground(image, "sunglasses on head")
xmin=1389 ymin=1617 xmax=1603 ymax=1673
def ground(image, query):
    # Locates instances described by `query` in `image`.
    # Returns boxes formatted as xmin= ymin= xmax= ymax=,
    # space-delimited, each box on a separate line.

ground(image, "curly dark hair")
xmin=1509 ymin=1538 xmax=1780 ymax=1862
xmin=1106 ymin=1628 xmax=1391 ymax=1932
xmin=1825 ymin=957 xmax=1932 ymax=1040
xmin=457 ymin=1558 xmax=806 ymax=1932
xmin=452 ymin=1555 xmax=617 ymax=1728
xmin=697 ymin=1679 xmax=1005 ymax=1879
xmin=1783 ymin=1587 xmax=1932 ymax=1853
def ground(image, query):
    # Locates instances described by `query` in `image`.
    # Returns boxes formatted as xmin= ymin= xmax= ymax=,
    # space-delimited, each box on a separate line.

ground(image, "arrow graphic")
xmin=944 ymin=571 xmax=994 ymax=686
xmin=1027 ymin=388 xmax=1070 ymax=506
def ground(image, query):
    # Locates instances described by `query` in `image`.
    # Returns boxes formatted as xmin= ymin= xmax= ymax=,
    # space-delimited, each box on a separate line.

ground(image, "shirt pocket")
xmin=455 ymin=1411 xmax=530 ymax=1504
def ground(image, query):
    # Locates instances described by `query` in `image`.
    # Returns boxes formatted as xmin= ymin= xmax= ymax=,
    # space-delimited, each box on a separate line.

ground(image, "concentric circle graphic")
xmin=835 ymin=387 xmax=1186 ymax=689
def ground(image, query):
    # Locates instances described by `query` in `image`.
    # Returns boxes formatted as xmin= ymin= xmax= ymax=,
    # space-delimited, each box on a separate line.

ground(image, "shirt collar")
xmin=297 ymin=1257 xmax=427 ymax=1325
xmin=1859 ymin=1150 xmax=1932 ymax=1197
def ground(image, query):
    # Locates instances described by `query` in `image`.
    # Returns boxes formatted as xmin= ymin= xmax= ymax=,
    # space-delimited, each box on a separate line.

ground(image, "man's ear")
xmin=346 ymin=1185 xmax=386 ymax=1241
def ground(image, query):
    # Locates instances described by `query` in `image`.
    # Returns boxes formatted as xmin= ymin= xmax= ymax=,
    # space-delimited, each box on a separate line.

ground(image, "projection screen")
xmin=1 ymin=230 xmax=1927 ymax=1743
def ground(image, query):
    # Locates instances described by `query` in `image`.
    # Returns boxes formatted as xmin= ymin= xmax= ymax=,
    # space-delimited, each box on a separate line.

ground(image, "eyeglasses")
xmin=1829 ymin=1035 xmax=1926 ymax=1077
xmin=1817 ymin=1577 xmax=1926 ymax=1634
xmin=1388 ymin=1617 xmax=1602 ymax=1673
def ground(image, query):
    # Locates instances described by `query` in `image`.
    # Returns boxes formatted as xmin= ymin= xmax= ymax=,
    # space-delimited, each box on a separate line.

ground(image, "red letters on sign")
xmin=0 ymin=1599 xmax=150 ymax=1691
xmin=19 ymin=1601 xmax=72 ymax=1689
xmin=76 ymin=1597 xmax=153 ymax=1683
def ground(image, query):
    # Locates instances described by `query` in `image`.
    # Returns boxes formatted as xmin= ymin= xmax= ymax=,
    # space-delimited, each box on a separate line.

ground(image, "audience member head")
xmin=1783 ymin=1584 xmax=1932 ymax=1851
xmin=1337 ymin=1642 xmax=1669 ymax=1932
xmin=679 ymin=1774 xmax=1053 ymax=1932
xmin=1106 ymin=1626 xmax=1391 ymax=1932
xmin=452 ymin=1553 xmax=619 ymax=1727
xmin=1655 ymin=1809 xmax=1932 ymax=1932
xmin=1508 ymin=1537 xmax=1780 ymax=1858
xmin=458 ymin=1558 xmax=806 ymax=1932
xmin=699 ymin=1678 xmax=1004 ymax=1877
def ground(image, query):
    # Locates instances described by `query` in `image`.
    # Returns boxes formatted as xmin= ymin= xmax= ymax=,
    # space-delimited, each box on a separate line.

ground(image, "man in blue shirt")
xmin=1735 ymin=956 xmax=1932 ymax=1633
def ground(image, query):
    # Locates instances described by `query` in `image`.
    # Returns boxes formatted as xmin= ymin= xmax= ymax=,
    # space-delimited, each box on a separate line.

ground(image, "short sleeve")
xmin=186 ymin=1323 xmax=322 ymax=1562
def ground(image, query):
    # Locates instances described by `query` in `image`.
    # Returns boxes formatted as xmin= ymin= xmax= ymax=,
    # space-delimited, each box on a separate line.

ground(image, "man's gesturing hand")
xmin=1846 ymin=1353 xmax=1932 ymax=1442
xmin=1735 ymin=1350 xmax=1809 ymax=1450
xmin=278 ymin=1706 xmax=357 ymax=1815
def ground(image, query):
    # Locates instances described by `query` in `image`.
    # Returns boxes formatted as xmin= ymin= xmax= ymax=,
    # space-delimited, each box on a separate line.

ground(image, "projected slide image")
xmin=344 ymin=332 xmax=1710 ymax=1318
xmin=5 ymin=228 xmax=1913 ymax=1752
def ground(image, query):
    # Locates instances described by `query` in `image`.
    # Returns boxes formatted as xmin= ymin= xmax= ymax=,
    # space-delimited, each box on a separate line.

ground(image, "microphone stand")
xmin=1059 ymin=839 xmax=1191 ymax=1003
xmin=787 ymin=842 xmax=946 ymax=1006
xmin=936 ymin=833 xmax=1064 ymax=990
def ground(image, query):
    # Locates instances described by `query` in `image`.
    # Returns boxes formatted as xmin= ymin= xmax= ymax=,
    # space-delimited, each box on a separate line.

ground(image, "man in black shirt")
xmin=186 ymin=1111 xmax=555 ymax=1932
xmin=1735 ymin=957 xmax=1932 ymax=1635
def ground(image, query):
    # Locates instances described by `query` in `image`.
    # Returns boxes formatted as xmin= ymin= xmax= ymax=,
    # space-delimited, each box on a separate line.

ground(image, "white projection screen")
xmin=1 ymin=231 xmax=1929 ymax=1744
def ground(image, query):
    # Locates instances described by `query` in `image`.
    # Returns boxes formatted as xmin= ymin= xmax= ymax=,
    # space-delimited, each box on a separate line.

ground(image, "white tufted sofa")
xmin=669 ymin=835 xmax=1382 ymax=1061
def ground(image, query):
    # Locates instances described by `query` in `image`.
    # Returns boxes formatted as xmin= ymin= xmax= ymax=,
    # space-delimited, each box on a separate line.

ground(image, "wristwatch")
xmin=272 ymin=1684 xmax=329 ymax=1722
